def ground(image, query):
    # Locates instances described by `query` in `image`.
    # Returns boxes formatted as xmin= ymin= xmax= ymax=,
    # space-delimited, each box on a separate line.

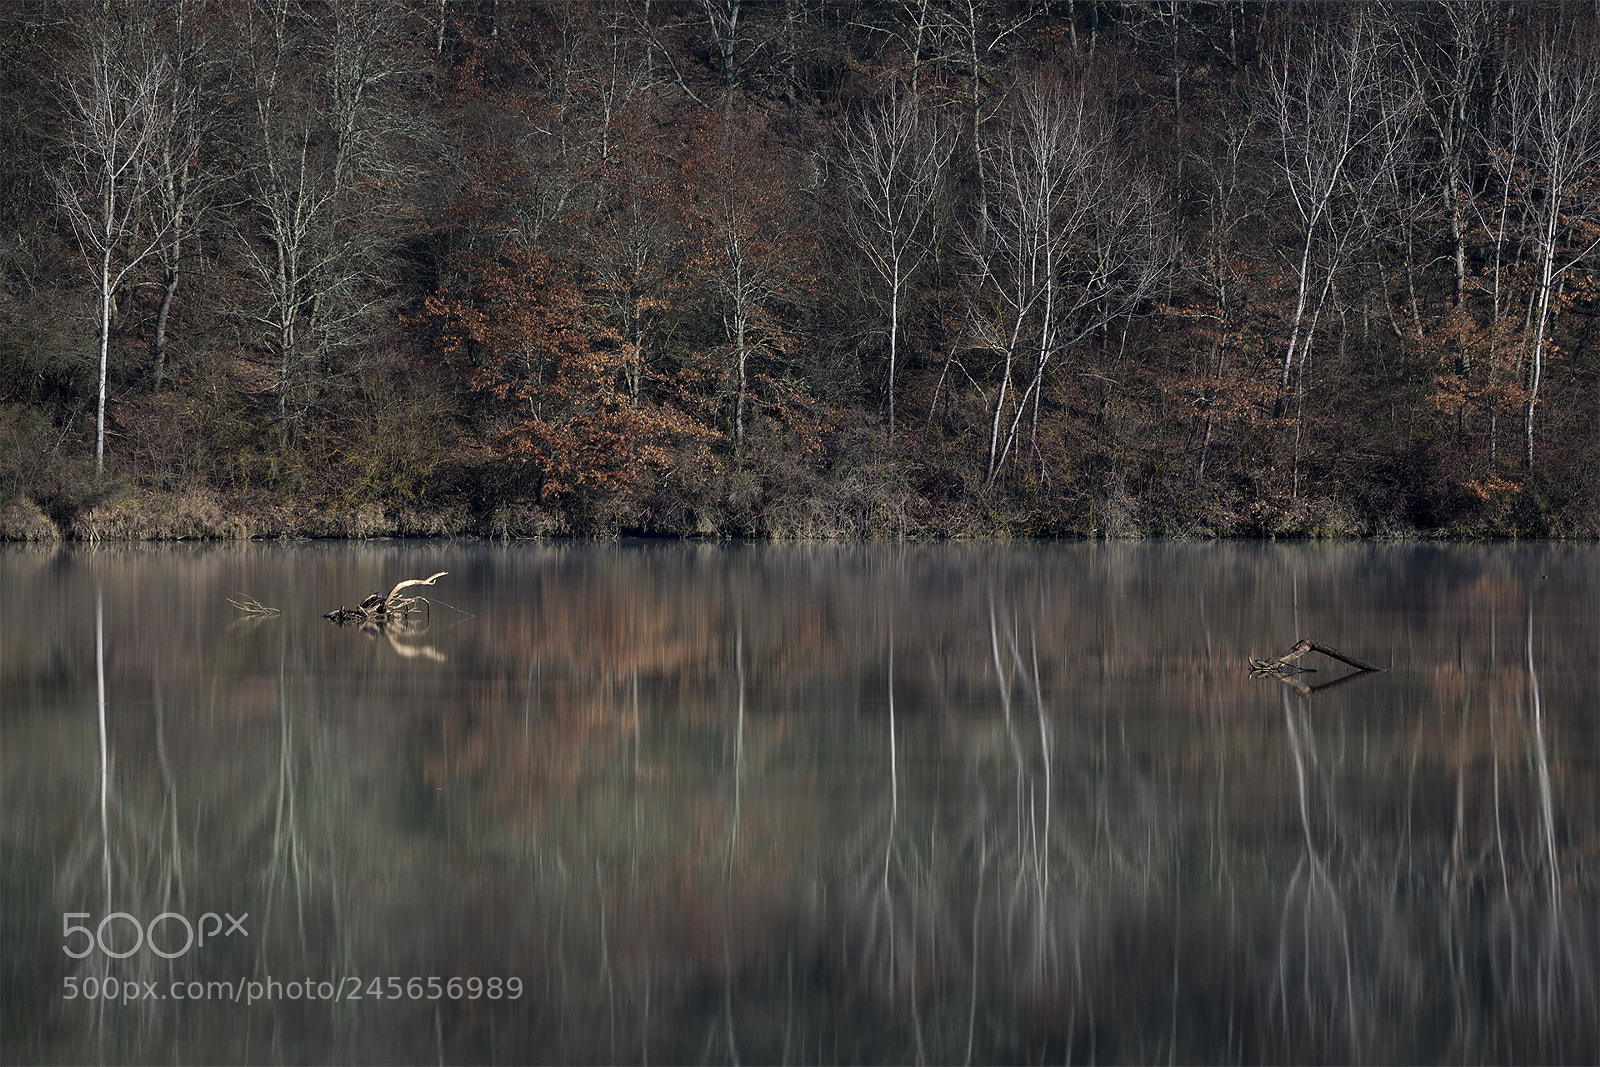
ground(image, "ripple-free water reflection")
xmin=3 ymin=541 xmax=1598 ymax=1064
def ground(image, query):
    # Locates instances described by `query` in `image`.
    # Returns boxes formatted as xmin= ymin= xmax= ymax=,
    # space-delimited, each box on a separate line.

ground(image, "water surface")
xmin=3 ymin=540 xmax=1598 ymax=1064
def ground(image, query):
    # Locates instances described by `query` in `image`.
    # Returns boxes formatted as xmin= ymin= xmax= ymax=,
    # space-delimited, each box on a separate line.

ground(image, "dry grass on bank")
xmin=0 ymin=497 xmax=59 ymax=540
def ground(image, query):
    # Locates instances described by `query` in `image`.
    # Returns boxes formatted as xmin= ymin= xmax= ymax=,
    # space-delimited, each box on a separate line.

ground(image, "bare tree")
xmin=582 ymin=125 xmax=684 ymax=408
xmin=699 ymin=0 xmax=742 ymax=87
xmin=510 ymin=1 xmax=658 ymax=247
xmin=231 ymin=0 xmax=419 ymax=452
xmin=511 ymin=4 xmax=680 ymax=408
xmin=1503 ymin=20 xmax=1600 ymax=476
xmin=935 ymin=0 xmax=1034 ymax=193
xmin=959 ymin=71 xmax=1168 ymax=486
xmin=1184 ymin=97 xmax=1264 ymax=482
xmin=691 ymin=0 xmax=810 ymax=96
xmin=1388 ymin=1 xmax=1492 ymax=312
xmin=1458 ymin=18 xmax=1538 ymax=469
xmin=51 ymin=32 xmax=171 ymax=475
xmin=872 ymin=1 xmax=1032 ymax=186
xmin=839 ymin=86 xmax=955 ymax=441
xmin=143 ymin=0 xmax=233 ymax=390
xmin=1264 ymin=8 xmax=1418 ymax=419
xmin=682 ymin=103 xmax=813 ymax=458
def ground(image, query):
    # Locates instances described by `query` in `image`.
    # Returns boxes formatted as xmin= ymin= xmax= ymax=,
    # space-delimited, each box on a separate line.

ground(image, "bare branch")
xmin=386 ymin=571 xmax=449 ymax=604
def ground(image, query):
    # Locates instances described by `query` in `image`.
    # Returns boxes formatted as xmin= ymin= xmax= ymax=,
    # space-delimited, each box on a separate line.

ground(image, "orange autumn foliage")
xmin=423 ymin=243 xmax=706 ymax=503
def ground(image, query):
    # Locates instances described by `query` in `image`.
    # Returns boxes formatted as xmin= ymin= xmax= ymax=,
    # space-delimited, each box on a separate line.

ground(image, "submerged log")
xmin=324 ymin=572 xmax=448 ymax=624
xmin=1249 ymin=638 xmax=1384 ymax=674
xmin=323 ymin=606 xmax=368 ymax=625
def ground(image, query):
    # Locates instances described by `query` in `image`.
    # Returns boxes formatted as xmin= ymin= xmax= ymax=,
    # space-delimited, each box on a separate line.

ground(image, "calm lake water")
xmin=3 ymin=539 xmax=1598 ymax=1065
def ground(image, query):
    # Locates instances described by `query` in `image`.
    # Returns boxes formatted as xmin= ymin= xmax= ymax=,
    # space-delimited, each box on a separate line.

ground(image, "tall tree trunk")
xmin=151 ymin=235 xmax=180 ymax=390
xmin=734 ymin=307 xmax=747 ymax=458
xmin=1526 ymin=214 xmax=1559 ymax=475
xmin=97 ymin=238 xmax=113 ymax=476
xmin=887 ymin=261 xmax=900 ymax=442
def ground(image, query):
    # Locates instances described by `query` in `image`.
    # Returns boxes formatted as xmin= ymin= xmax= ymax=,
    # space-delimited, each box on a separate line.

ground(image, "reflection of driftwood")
xmin=1250 ymin=638 xmax=1384 ymax=674
xmin=323 ymin=572 xmax=447 ymax=625
xmin=1258 ymin=667 xmax=1380 ymax=698
xmin=380 ymin=630 xmax=447 ymax=662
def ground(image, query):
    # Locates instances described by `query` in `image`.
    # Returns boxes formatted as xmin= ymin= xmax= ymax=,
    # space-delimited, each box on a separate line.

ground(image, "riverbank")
xmin=0 ymin=488 xmax=552 ymax=542
xmin=0 ymin=482 xmax=1569 ymax=543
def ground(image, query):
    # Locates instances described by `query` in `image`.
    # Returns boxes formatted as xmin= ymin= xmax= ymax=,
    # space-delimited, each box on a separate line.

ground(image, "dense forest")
xmin=3 ymin=0 xmax=1600 ymax=539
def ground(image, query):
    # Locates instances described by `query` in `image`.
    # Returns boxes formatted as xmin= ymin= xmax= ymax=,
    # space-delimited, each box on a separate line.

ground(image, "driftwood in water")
xmin=323 ymin=571 xmax=447 ymax=625
xmin=1249 ymin=638 xmax=1384 ymax=674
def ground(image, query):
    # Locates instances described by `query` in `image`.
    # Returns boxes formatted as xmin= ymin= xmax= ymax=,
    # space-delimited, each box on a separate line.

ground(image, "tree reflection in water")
xmin=7 ymin=542 xmax=1600 ymax=1063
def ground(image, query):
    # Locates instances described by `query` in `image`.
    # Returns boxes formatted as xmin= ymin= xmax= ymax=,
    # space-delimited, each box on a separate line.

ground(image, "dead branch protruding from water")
xmin=1250 ymin=638 xmax=1385 ymax=674
xmin=323 ymin=571 xmax=447 ymax=625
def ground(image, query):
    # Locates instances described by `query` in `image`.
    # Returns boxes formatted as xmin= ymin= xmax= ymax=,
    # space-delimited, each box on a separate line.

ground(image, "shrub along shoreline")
xmin=1 ymin=481 xmax=1579 ymax=543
